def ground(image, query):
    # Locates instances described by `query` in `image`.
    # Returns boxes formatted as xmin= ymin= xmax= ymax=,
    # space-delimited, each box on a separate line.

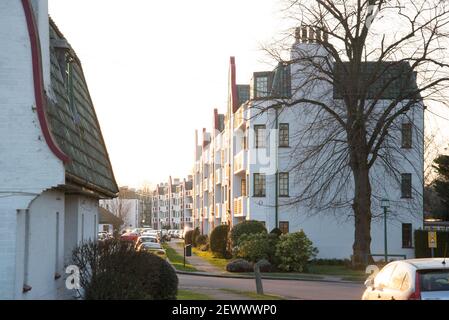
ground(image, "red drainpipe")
xmin=21 ymin=0 xmax=70 ymax=163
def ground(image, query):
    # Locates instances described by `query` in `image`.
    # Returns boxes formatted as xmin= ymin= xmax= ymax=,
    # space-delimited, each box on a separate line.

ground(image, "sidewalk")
xmin=166 ymin=241 xmax=363 ymax=284
xmin=167 ymin=241 xmax=223 ymax=274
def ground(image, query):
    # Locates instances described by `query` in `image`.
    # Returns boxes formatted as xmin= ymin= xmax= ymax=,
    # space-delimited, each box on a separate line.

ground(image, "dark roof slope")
xmin=47 ymin=19 xmax=118 ymax=197
xmin=99 ymin=207 xmax=123 ymax=226
xmin=333 ymin=61 xmax=419 ymax=99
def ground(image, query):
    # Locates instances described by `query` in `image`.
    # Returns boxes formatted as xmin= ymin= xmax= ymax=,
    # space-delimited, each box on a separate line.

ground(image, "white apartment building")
xmin=193 ymin=27 xmax=424 ymax=260
xmin=152 ymin=177 xmax=193 ymax=230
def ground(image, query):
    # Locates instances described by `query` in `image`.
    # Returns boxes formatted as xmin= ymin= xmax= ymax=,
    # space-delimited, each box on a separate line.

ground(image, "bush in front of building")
xmin=256 ymin=258 xmax=275 ymax=272
xmin=192 ymin=227 xmax=201 ymax=247
xmin=196 ymin=234 xmax=208 ymax=247
xmin=210 ymin=224 xmax=230 ymax=258
xmin=275 ymin=230 xmax=318 ymax=272
xmin=270 ymin=228 xmax=283 ymax=238
xmin=235 ymin=232 xmax=279 ymax=264
xmin=72 ymin=239 xmax=178 ymax=300
xmin=414 ymin=230 xmax=449 ymax=258
xmin=226 ymin=259 xmax=254 ymax=272
xmin=230 ymin=220 xmax=267 ymax=247
xmin=184 ymin=230 xmax=194 ymax=245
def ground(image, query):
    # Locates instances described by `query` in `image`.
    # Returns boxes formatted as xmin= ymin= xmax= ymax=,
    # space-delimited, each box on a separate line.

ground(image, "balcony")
xmin=185 ymin=203 xmax=193 ymax=210
xmin=215 ymin=168 xmax=222 ymax=185
xmin=233 ymin=196 xmax=247 ymax=217
xmin=234 ymin=150 xmax=247 ymax=174
xmin=234 ymin=106 xmax=246 ymax=131
xmin=203 ymin=178 xmax=208 ymax=191
xmin=185 ymin=190 xmax=193 ymax=197
xmin=215 ymin=203 xmax=222 ymax=218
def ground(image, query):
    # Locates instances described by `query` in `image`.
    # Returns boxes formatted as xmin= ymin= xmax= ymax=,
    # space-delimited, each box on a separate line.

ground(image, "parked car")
xmin=137 ymin=242 xmax=167 ymax=259
xmin=362 ymin=258 xmax=449 ymax=300
xmin=134 ymin=236 xmax=158 ymax=250
xmin=142 ymin=230 xmax=160 ymax=241
xmin=120 ymin=232 xmax=140 ymax=243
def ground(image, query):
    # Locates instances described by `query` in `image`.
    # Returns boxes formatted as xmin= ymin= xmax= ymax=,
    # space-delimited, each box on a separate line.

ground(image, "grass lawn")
xmin=163 ymin=244 xmax=198 ymax=272
xmin=306 ymin=264 xmax=367 ymax=280
xmin=177 ymin=290 xmax=212 ymax=300
xmin=192 ymin=248 xmax=230 ymax=271
xmin=220 ymin=289 xmax=285 ymax=300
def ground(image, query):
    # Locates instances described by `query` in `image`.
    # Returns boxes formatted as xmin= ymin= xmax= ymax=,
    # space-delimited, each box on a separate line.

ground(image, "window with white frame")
xmin=254 ymin=125 xmax=266 ymax=148
xmin=253 ymin=173 xmax=266 ymax=197
xmin=279 ymin=172 xmax=289 ymax=197
xmin=255 ymin=76 xmax=269 ymax=98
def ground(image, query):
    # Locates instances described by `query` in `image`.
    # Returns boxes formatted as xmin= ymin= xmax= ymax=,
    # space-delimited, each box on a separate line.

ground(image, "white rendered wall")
xmin=0 ymin=1 xmax=64 ymax=299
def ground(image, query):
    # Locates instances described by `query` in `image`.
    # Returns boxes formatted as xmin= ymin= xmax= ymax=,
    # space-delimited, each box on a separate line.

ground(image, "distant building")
xmin=0 ymin=1 xmax=118 ymax=299
xmin=100 ymin=186 xmax=145 ymax=231
xmin=151 ymin=176 xmax=193 ymax=230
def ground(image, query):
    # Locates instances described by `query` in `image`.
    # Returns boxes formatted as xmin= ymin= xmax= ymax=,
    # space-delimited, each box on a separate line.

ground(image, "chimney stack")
xmin=295 ymin=24 xmax=328 ymax=44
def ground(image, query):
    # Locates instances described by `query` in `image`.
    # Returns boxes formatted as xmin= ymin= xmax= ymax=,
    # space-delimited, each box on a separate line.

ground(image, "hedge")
xmin=184 ymin=230 xmax=194 ymax=245
xmin=414 ymin=230 xmax=449 ymax=258
xmin=192 ymin=227 xmax=201 ymax=247
xmin=230 ymin=220 xmax=267 ymax=246
xmin=72 ymin=239 xmax=178 ymax=300
xmin=210 ymin=224 xmax=230 ymax=257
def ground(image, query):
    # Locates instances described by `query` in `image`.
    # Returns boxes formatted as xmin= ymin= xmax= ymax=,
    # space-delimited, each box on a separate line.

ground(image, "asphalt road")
xmin=178 ymin=273 xmax=365 ymax=300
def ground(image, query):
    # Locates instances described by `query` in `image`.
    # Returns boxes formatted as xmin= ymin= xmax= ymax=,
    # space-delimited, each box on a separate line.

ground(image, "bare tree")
xmin=257 ymin=0 xmax=449 ymax=265
xmin=108 ymin=192 xmax=132 ymax=231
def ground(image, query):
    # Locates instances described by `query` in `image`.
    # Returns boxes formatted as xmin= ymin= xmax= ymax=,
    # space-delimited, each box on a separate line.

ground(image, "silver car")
xmin=362 ymin=258 xmax=449 ymax=300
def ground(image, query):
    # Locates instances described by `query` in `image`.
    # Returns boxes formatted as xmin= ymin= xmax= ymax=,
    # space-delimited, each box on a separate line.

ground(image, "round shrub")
xmin=275 ymin=230 xmax=318 ymax=272
xmin=236 ymin=232 xmax=278 ymax=264
xmin=270 ymin=228 xmax=283 ymax=238
xmin=192 ymin=227 xmax=201 ymax=247
xmin=72 ymin=239 xmax=178 ymax=300
xmin=226 ymin=259 xmax=254 ymax=273
xmin=196 ymin=234 xmax=208 ymax=247
xmin=210 ymin=224 xmax=230 ymax=257
xmin=255 ymin=259 xmax=274 ymax=272
xmin=230 ymin=220 xmax=267 ymax=247
xmin=184 ymin=230 xmax=194 ymax=245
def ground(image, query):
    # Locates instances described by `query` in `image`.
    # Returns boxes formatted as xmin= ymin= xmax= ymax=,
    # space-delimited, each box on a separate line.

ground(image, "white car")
xmin=362 ymin=258 xmax=449 ymax=300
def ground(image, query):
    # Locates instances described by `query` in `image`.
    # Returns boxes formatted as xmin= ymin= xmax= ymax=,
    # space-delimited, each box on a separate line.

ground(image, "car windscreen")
xmin=419 ymin=269 xmax=449 ymax=292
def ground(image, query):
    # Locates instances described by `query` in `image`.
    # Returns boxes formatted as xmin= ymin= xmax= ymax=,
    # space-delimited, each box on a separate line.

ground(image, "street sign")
xmin=428 ymin=231 xmax=437 ymax=249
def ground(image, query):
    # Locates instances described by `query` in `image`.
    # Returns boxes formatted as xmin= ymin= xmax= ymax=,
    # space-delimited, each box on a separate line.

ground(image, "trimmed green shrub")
xmin=230 ymin=220 xmax=267 ymax=246
xmin=270 ymin=228 xmax=283 ymax=238
xmin=184 ymin=230 xmax=194 ymax=245
xmin=196 ymin=234 xmax=208 ymax=247
xmin=235 ymin=232 xmax=278 ymax=264
xmin=275 ymin=230 xmax=318 ymax=272
xmin=72 ymin=239 xmax=178 ymax=300
xmin=226 ymin=259 xmax=254 ymax=272
xmin=256 ymin=259 xmax=274 ymax=272
xmin=192 ymin=227 xmax=201 ymax=247
xmin=415 ymin=230 xmax=449 ymax=258
xmin=210 ymin=224 xmax=230 ymax=257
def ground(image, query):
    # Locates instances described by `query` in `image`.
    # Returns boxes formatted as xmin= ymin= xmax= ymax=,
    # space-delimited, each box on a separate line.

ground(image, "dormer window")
xmin=255 ymin=76 xmax=269 ymax=98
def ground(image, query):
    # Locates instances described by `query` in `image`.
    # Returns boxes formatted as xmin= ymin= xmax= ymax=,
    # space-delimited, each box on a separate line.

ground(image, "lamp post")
xmin=380 ymin=198 xmax=390 ymax=263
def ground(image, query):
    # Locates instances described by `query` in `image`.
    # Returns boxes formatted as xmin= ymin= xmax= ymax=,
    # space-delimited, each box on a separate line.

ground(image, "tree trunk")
xmin=351 ymin=162 xmax=373 ymax=267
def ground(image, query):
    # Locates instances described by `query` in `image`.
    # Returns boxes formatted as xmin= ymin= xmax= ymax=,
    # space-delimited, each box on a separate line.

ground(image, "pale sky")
xmin=48 ymin=0 xmax=288 ymax=188
xmin=48 ymin=0 xmax=449 ymax=188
